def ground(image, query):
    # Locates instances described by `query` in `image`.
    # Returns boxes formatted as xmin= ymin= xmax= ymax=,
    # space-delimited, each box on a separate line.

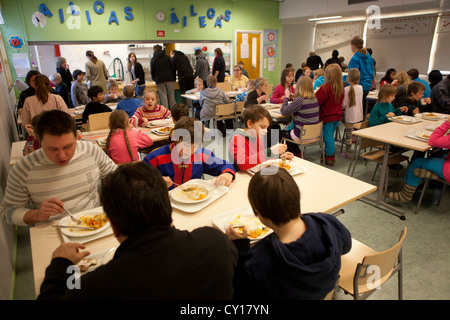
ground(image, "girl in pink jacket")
xmin=270 ymin=68 xmax=295 ymax=104
xmin=388 ymin=118 xmax=450 ymax=202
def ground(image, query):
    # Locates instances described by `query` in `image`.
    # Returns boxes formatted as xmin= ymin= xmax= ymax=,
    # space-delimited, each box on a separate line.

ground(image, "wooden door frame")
xmin=234 ymin=30 xmax=263 ymax=79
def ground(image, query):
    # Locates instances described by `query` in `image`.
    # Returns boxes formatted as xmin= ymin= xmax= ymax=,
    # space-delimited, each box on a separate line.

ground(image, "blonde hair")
xmin=351 ymin=36 xmax=368 ymax=55
xmin=347 ymin=68 xmax=361 ymax=108
xmin=194 ymin=77 xmax=203 ymax=87
xmin=395 ymin=71 xmax=412 ymax=89
xmin=313 ymin=69 xmax=325 ymax=78
xmin=254 ymin=77 xmax=268 ymax=91
xmin=123 ymin=85 xmax=135 ymax=98
xmin=294 ymin=76 xmax=315 ymax=100
xmin=144 ymin=89 xmax=159 ymax=102
xmin=378 ymin=83 xmax=397 ymax=103
xmin=106 ymin=110 xmax=134 ymax=162
xmin=324 ymin=64 xmax=344 ymax=103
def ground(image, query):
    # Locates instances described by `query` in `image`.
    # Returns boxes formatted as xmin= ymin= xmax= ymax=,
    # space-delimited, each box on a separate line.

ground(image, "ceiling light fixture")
xmin=308 ymin=16 xmax=342 ymax=21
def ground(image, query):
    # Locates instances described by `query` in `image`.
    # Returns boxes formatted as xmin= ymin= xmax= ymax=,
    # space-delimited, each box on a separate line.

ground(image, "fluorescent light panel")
xmin=308 ymin=16 xmax=342 ymax=21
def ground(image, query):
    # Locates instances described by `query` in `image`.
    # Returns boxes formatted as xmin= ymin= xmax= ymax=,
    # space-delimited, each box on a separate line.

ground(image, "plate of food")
xmin=170 ymin=183 xmax=210 ymax=204
xmin=389 ymin=115 xmax=420 ymax=123
xmin=421 ymin=113 xmax=440 ymax=121
xmin=57 ymin=210 xmax=110 ymax=238
xmin=151 ymin=126 xmax=173 ymax=135
xmin=426 ymin=124 xmax=439 ymax=131
xmin=97 ymin=137 xmax=107 ymax=146
xmin=213 ymin=207 xmax=273 ymax=241
xmin=248 ymin=159 xmax=305 ymax=176
xmin=76 ymin=247 xmax=117 ymax=273
xmin=148 ymin=119 xmax=173 ymax=127
xmin=415 ymin=131 xmax=431 ymax=141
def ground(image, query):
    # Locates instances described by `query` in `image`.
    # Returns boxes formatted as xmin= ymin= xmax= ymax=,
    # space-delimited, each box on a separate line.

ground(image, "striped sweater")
xmin=130 ymin=105 xmax=171 ymax=127
xmin=143 ymin=143 xmax=235 ymax=190
xmin=1 ymin=141 xmax=117 ymax=226
xmin=281 ymin=97 xmax=320 ymax=138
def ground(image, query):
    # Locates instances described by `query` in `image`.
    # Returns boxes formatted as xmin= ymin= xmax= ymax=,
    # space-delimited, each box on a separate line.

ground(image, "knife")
xmin=53 ymin=225 xmax=97 ymax=230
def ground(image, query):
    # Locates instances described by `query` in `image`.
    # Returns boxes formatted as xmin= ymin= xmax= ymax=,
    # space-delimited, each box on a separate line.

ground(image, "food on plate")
xmin=418 ymin=133 xmax=430 ymax=139
xmin=262 ymin=160 xmax=291 ymax=171
xmin=422 ymin=113 xmax=438 ymax=118
xmin=176 ymin=185 xmax=209 ymax=201
xmin=71 ymin=213 xmax=108 ymax=231
xmin=228 ymin=214 xmax=271 ymax=239
xmin=77 ymin=258 xmax=98 ymax=272
xmin=157 ymin=126 xmax=173 ymax=133
xmin=393 ymin=116 xmax=404 ymax=120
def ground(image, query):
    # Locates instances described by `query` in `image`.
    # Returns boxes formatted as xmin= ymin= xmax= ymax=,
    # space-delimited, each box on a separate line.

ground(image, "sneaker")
xmin=340 ymin=152 xmax=351 ymax=159
xmin=325 ymin=155 xmax=335 ymax=166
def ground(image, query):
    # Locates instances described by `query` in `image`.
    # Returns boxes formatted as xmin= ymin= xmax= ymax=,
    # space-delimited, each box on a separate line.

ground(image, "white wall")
xmin=0 ymin=65 xmax=19 ymax=300
xmin=281 ymin=23 xmax=314 ymax=71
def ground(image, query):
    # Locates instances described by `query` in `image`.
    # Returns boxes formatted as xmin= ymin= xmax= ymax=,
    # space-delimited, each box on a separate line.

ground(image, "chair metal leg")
xmin=415 ymin=178 xmax=430 ymax=214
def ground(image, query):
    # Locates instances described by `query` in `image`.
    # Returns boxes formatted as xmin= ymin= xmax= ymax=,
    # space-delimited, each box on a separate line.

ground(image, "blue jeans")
xmin=135 ymin=84 xmax=145 ymax=97
xmin=405 ymin=157 xmax=445 ymax=187
xmin=323 ymin=121 xmax=339 ymax=156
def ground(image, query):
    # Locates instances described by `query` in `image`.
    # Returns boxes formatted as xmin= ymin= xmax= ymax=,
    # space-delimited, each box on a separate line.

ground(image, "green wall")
xmin=1 ymin=0 xmax=281 ymax=88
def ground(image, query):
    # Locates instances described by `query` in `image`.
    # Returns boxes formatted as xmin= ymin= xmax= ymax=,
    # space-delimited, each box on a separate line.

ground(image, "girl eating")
xmin=130 ymin=90 xmax=171 ymax=127
xmin=270 ymin=68 xmax=295 ymax=104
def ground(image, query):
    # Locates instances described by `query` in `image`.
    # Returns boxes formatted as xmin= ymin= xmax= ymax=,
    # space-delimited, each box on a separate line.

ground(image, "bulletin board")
xmin=366 ymin=16 xmax=433 ymax=37
xmin=314 ymin=21 xmax=363 ymax=50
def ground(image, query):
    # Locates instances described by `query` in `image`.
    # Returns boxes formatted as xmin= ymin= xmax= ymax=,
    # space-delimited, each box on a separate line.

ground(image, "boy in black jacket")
xmin=81 ymin=85 xmax=112 ymax=124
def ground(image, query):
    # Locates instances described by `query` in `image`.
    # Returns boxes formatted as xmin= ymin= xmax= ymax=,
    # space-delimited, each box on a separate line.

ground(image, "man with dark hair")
xmin=38 ymin=162 xmax=237 ymax=299
xmin=226 ymin=169 xmax=351 ymax=300
xmin=407 ymin=68 xmax=431 ymax=98
xmin=81 ymin=85 xmax=112 ymax=124
xmin=0 ymin=110 xmax=117 ymax=226
xmin=431 ymin=74 xmax=450 ymax=114
xmin=194 ymin=49 xmax=210 ymax=85
xmin=150 ymin=45 xmax=176 ymax=109
xmin=170 ymin=49 xmax=194 ymax=94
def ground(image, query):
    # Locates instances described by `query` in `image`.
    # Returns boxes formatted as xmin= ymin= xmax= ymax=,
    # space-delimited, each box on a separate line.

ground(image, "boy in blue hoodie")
xmin=348 ymin=37 xmax=374 ymax=94
xmin=226 ymin=169 xmax=351 ymax=300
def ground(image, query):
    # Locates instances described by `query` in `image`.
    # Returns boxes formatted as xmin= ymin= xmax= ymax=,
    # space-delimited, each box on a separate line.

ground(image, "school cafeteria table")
xmin=29 ymin=156 xmax=376 ymax=296
xmin=181 ymin=91 xmax=241 ymax=118
xmin=69 ymin=103 xmax=118 ymax=120
xmin=351 ymin=113 xmax=448 ymax=220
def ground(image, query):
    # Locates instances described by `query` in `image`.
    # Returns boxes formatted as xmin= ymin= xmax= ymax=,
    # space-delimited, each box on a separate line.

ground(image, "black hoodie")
xmin=150 ymin=49 xmax=175 ymax=84
xmin=232 ymin=212 xmax=351 ymax=300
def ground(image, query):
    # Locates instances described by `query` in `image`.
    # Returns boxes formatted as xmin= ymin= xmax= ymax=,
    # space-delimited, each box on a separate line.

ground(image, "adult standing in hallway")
xmin=151 ymin=45 xmax=176 ymax=110
xmin=212 ymin=48 xmax=226 ymax=83
xmin=194 ymin=49 xmax=210 ymax=85
xmin=85 ymin=50 xmax=108 ymax=93
xmin=127 ymin=52 xmax=146 ymax=97
xmin=171 ymin=50 xmax=194 ymax=94
xmin=306 ymin=51 xmax=324 ymax=71
xmin=55 ymin=57 xmax=74 ymax=107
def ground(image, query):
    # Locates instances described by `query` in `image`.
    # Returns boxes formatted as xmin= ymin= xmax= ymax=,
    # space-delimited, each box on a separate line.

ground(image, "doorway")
xmin=235 ymin=31 xmax=262 ymax=80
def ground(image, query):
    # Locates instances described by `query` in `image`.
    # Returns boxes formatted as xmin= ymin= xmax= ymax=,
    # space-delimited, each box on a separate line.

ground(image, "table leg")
xmin=358 ymin=143 xmax=407 ymax=220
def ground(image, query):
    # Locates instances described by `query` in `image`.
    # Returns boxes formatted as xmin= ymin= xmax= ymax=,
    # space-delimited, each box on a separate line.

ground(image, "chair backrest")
xmin=216 ymin=82 xmax=232 ymax=91
xmin=355 ymin=227 xmax=407 ymax=292
xmin=215 ymin=103 xmax=236 ymax=117
xmin=301 ymin=121 xmax=323 ymax=141
xmin=235 ymin=101 xmax=244 ymax=115
xmin=88 ymin=112 xmax=111 ymax=131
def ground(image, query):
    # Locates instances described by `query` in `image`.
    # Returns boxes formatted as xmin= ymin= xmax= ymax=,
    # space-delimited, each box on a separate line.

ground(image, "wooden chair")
xmin=324 ymin=276 xmax=340 ymax=300
xmin=415 ymin=172 xmax=448 ymax=214
xmin=281 ymin=121 xmax=325 ymax=163
xmin=234 ymin=101 xmax=245 ymax=128
xmin=213 ymin=103 xmax=237 ymax=131
xmin=339 ymin=227 xmax=407 ymax=300
xmin=216 ymin=82 xmax=232 ymax=91
xmin=88 ymin=112 xmax=111 ymax=131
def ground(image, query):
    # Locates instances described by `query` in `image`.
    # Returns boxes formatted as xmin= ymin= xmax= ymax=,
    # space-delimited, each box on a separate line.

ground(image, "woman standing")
xmin=56 ymin=57 xmax=74 ymax=99
xmin=212 ymin=48 xmax=226 ymax=83
xmin=85 ymin=50 xmax=108 ymax=93
xmin=348 ymin=36 xmax=374 ymax=98
xmin=22 ymin=74 xmax=69 ymax=126
xmin=127 ymin=52 xmax=146 ymax=97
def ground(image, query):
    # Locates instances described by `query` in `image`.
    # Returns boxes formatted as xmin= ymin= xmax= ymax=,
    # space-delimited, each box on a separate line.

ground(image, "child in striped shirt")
xmin=280 ymin=76 xmax=320 ymax=155
xmin=130 ymin=90 xmax=171 ymax=127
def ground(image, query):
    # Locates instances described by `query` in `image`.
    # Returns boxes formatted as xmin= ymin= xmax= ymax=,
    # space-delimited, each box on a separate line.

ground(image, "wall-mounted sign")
xmin=157 ymin=30 xmax=165 ymax=37
xmin=167 ymin=5 xmax=231 ymax=28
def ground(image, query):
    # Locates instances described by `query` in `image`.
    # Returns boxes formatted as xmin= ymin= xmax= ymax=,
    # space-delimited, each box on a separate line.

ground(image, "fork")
xmin=62 ymin=206 xmax=82 ymax=225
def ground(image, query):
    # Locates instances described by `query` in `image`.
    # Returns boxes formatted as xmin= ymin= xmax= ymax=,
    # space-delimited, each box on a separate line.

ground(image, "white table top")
xmin=29 ymin=156 xmax=376 ymax=296
xmin=352 ymin=114 xmax=448 ymax=152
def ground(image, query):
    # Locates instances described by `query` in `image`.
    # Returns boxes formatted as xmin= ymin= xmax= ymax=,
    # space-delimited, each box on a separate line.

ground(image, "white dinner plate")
xmin=97 ymin=137 xmax=107 ymax=145
xmin=248 ymin=159 xmax=305 ymax=176
xmin=149 ymin=119 xmax=173 ymax=127
xmin=389 ymin=115 xmax=421 ymax=124
xmin=151 ymin=127 xmax=173 ymax=135
xmin=421 ymin=113 xmax=440 ymax=121
xmin=170 ymin=182 xmax=211 ymax=204
xmin=58 ymin=209 xmax=110 ymax=238
xmin=212 ymin=206 xmax=273 ymax=241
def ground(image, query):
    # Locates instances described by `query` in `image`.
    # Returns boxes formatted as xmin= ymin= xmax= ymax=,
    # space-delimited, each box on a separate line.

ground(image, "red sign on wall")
xmin=157 ymin=30 xmax=165 ymax=37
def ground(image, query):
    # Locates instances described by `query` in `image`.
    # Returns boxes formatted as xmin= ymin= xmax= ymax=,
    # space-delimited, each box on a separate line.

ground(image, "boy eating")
xmin=143 ymin=116 xmax=235 ymax=189
xmin=81 ymin=86 xmax=112 ymax=124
